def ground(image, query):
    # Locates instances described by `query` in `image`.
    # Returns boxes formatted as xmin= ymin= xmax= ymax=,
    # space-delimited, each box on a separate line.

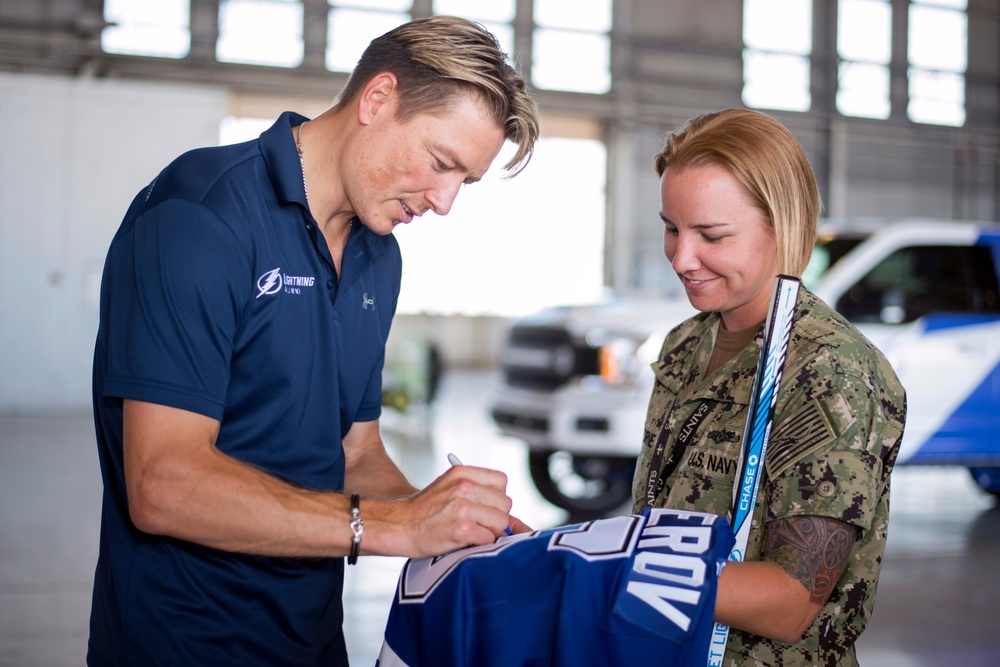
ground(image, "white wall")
xmin=0 ymin=73 xmax=227 ymax=412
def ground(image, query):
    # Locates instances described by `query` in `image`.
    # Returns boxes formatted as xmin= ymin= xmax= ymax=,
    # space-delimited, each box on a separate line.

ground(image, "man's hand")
xmin=363 ymin=464 xmax=517 ymax=559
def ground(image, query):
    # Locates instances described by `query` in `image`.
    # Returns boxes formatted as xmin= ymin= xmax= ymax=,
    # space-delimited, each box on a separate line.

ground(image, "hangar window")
xmin=837 ymin=0 xmax=891 ymax=119
xmin=908 ymin=0 xmax=967 ymax=126
xmin=326 ymin=1 xmax=410 ymax=73
xmin=217 ymin=0 xmax=304 ymax=67
xmin=532 ymin=0 xmax=612 ymax=94
xmin=102 ymin=0 xmax=190 ymax=58
xmin=742 ymin=0 xmax=812 ymax=112
xmin=392 ymin=135 xmax=607 ymax=317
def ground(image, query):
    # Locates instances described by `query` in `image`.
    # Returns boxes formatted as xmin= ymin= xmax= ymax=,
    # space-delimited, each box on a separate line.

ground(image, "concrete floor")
xmin=1 ymin=369 xmax=998 ymax=666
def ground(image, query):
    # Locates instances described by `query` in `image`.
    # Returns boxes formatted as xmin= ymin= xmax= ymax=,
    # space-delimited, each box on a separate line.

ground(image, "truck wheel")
xmin=528 ymin=451 xmax=636 ymax=516
xmin=969 ymin=467 xmax=1000 ymax=496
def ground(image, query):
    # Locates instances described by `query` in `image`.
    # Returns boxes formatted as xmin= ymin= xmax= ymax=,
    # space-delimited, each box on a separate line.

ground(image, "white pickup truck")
xmin=490 ymin=219 xmax=1000 ymax=514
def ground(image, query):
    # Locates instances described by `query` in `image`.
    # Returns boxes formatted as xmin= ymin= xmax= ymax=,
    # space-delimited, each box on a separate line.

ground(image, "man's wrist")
xmin=347 ymin=494 xmax=363 ymax=564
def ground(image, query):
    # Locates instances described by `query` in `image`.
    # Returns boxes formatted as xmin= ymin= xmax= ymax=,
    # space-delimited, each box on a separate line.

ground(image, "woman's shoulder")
xmin=795 ymin=291 xmax=876 ymax=357
xmin=791 ymin=290 xmax=903 ymax=397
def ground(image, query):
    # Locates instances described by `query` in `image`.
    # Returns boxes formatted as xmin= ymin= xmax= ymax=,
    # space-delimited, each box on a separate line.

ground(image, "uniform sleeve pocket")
xmin=767 ymin=449 xmax=881 ymax=531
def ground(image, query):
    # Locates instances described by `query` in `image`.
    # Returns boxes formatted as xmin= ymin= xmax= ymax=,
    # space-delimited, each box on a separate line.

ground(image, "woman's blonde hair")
xmin=653 ymin=109 xmax=821 ymax=276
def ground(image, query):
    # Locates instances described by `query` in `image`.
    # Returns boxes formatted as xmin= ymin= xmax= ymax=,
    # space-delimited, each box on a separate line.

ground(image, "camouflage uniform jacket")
xmin=631 ymin=290 xmax=906 ymax=666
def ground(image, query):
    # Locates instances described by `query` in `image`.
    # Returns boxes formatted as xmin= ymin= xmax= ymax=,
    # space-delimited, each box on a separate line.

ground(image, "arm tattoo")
xmin=762 ymin=515 xmax=858 ymax=605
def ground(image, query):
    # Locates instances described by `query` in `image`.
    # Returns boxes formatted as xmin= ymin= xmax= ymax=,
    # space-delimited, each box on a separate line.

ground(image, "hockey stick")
xmin=706 ymin=275 xmax=801 ymax=667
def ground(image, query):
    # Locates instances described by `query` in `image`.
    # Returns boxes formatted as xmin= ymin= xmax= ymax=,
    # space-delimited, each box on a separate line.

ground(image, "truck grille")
xmin=500 ymin=326 xmax=600 ymax=390
xmin=491 ymin=408 xmax=550 ymax=433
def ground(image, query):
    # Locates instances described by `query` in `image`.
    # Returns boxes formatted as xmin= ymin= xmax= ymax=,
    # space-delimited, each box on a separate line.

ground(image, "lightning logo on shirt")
xmin=256 ymin=268 xmax=283 ymax=298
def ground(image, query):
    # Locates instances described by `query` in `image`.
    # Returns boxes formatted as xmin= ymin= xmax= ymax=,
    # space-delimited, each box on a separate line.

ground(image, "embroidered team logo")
xmin=256 ymin=268 xmax=283 ymax=298
xmin=256 ymin=268 xmax=317 ymax=298
xmin=363 ymin=293 xmax=375 ymax=310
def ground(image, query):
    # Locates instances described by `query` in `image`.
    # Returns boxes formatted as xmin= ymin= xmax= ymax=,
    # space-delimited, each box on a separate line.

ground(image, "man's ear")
xmin=357 ymin=72 xmax=398 ymax=126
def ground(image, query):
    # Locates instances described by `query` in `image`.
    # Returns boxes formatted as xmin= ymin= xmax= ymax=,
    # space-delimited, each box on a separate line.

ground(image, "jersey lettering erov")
xmin=377 ymin=508 xmax=734 ymax=667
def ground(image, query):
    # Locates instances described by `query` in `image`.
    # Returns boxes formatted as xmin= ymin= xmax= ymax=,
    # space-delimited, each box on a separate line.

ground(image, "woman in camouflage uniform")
xmin=632 ymin=108 xmax=906 ymax=666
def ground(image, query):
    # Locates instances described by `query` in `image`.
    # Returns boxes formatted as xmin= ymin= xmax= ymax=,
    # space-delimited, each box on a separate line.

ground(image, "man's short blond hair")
xmin=338 ymin=15 xmax=539 ymax=177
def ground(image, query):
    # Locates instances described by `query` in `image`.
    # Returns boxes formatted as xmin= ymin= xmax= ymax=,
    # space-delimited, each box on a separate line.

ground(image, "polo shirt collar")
xmin=260 ymin=111 xmax=309 ymax=209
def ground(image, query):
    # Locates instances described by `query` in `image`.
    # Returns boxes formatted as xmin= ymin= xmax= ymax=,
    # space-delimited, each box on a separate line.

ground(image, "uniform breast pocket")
xmin=667 ymin=442 xmax=741 ymax=517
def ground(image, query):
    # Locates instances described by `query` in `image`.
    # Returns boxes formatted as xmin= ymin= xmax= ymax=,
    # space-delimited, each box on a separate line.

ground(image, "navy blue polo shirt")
xmin=89 ymin=112 xmax=402 ymax=667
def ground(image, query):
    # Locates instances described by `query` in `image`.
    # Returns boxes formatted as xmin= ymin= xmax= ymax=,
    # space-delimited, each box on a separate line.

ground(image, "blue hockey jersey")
xmin=377 ymin=508 xmax=734 ymax=667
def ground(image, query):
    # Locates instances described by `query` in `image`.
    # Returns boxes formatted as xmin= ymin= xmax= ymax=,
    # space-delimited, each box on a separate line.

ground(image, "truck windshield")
xmin=801 ymin=237 xmax=866 ymax=289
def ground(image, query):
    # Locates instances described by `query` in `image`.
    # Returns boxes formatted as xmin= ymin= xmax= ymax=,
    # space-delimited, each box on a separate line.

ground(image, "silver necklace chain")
xmin=297 ymin=121 xmax=352 ymax=234
xmin=296 ymin=121 xmax=308 ymax=202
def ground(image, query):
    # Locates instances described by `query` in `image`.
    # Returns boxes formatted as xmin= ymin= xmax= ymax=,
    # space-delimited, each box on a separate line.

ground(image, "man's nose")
xmin=426 ymin=176 xmax=465 ymax=216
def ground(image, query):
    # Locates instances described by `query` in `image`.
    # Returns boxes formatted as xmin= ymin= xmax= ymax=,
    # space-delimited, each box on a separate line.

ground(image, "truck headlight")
xmin=598 ymin=337 xmax=642 ymax=387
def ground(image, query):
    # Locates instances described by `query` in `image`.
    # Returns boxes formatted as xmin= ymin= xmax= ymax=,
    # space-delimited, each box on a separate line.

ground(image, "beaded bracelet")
xmin=348 ymin=494 xmax=363 ymax=565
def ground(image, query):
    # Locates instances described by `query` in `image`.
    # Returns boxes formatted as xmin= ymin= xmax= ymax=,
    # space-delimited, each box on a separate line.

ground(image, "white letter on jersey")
xmin=633 ymin=551 xmax=707 ymax=588
xmin=625 ymin=581 xmax=700 ymax=632
xmin=626 ymin=551 xmax=707 ymax=632
xmin=639 ymin=526 xmax=712 ymax=554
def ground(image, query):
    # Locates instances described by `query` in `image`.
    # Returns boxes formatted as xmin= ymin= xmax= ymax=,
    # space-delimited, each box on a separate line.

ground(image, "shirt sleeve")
xmin=766 ymin=446 xmax=882 ymax=531
xmin=762 ymin=375 xmax=885 ymax=532
xmin=102 ymin=199 xmax=250 ymax=421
